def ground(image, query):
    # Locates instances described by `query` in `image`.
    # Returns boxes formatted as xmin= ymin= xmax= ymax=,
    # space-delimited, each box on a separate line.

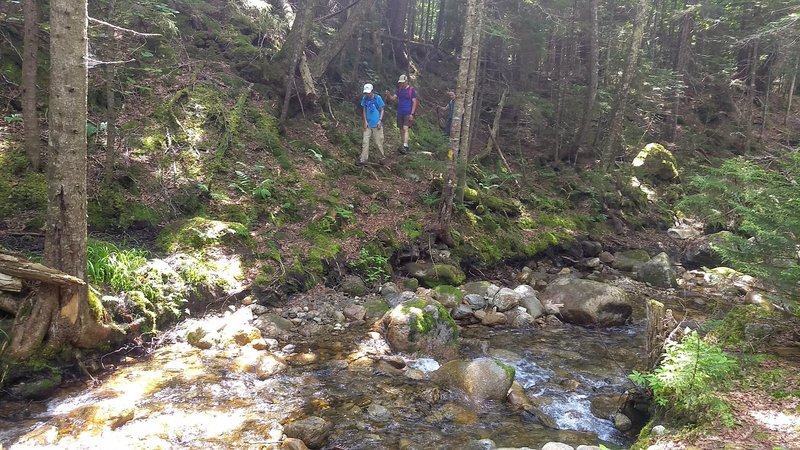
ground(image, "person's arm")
xmin=411 ymin=97 xmax=418 ymax=117
xmin=362 ymin=100 xmax=368 ymax=128
xmin=378 ymin=106 xmax=384 ymax=128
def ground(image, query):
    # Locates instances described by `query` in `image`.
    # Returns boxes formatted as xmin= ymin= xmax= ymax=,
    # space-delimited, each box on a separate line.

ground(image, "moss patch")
xmin=156 ymin=216 xmax=252 ymax=252
xmin=495 ymin=360 xmax=516 ymax=381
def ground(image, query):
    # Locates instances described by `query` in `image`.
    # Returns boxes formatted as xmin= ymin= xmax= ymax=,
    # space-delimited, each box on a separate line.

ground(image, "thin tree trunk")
xmin=22 ymin=0 xmax=41 ymax=171
xmin=786 ymin=56 xmax=797 ymax=126
xmin=601 ymin=0 xmax=648 ymax=166
xmin=387 ymin=0 xmax=410 ymax=66
xmin=667 ymin=2 xmax=693 ymax=142
xmin=434 ymin=0 xmax=446 ymax=47
xmin=438 ymin=0 xmax=478 ymax=245
xmin=456 ymin=0 xmax=483 ymax=203
xmin=569 ymin=0 xmax=598 ymax=165
xmin=103 ymin=0 xmax=118 ymax=183
xmin=279 ymin=0 xmax=317 ymax=126
xmin=760 ymin=64 xmax=770 ymax=141
xmin=744 ymin=38 xmax=759 ymax=153
xmin=483 ymin=88 xmax=508 ymax=155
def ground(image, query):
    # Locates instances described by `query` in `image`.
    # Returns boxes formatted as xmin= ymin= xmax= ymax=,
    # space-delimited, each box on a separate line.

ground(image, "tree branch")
xmin=88 ymin=17 xmax=162 ymax=37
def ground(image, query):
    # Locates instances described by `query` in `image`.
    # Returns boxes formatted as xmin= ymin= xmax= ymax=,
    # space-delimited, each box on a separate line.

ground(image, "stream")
xmin=0 ymin=298 xmax=645 ymax=450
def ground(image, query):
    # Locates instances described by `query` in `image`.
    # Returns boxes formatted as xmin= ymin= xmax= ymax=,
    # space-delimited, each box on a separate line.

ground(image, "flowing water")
xmin=0 ymin=303 xmax=645 ymax=449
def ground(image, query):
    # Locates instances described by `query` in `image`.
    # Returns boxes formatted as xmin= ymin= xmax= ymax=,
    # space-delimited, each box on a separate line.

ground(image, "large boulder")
xmin=682 ymin=231 xmax=730 ymax=268
xmin=431 ymin=357 xmax=515 ymax=402
xmin=638 ymin=252 xmax=678 ymax=288
xmin=488 ymin=287 xmax=521 ymax=312
xmin=403 ymin=262 xmax=465 ymax=287
xmin=540 ymin=277 xmax=632 ymax=326
xmin=632 ymin=142 xmax=679 ymax=181
xmin=379 ymin=297 xmax=458 ymax=354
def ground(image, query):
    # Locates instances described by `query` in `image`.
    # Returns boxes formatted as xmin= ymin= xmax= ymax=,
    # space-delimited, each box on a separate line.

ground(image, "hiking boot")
xmin=399 ymin=145 xmax=409 ymax=154
xmin=355 ymin=160 xmax=366 ymax=166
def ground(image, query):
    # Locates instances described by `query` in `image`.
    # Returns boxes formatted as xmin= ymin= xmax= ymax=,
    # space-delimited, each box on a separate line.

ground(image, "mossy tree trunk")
xmin=22 ymin=0 xmax=42 ymax=171
xmin=6 ymin=0 xmax=113 ymax=361
xmin=279 ymin=0 xmax=318 ymax=127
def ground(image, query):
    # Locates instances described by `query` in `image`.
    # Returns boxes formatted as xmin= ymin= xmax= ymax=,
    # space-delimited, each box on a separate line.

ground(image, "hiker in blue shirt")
xmin=357 ymin=83 xmax=385 ymax=165
xmin=387 ymin=74 xmax=418 ymax=154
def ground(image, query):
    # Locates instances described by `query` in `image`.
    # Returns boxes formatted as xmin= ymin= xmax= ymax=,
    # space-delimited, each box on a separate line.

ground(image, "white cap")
xmin=397 ymin=74 xmax=408 ymax=83
xmin=363 ymin=83 xmax=374 ymax=93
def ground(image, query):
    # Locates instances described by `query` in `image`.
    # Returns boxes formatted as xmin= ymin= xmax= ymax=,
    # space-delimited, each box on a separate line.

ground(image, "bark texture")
xmin=22 ymin=0 xmax=41 ymax=171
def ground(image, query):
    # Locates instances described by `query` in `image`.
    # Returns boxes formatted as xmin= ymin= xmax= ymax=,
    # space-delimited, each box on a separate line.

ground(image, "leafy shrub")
xmin=629 ymin=331 xmax=737 ymax=425
xmin=350 ymin=247 xmax=390 ymax=284
xmin=679 ymin=155 xmax=800 ymax=300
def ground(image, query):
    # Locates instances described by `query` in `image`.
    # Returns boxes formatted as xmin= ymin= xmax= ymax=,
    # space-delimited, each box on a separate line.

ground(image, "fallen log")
xmin=0 ymin=254 xmax=85 ymax=286
xmin=0 ymin=292 xmax=20 ymax=315
xmin=1 ymin=272 xmax=23 ymax=292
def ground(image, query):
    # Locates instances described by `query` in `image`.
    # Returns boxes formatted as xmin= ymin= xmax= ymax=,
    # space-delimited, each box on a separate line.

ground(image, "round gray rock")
xmin=540 ymin=277 xmax=632 ymax=327
xmin=283 ymin=416 xmax=332 ymax=449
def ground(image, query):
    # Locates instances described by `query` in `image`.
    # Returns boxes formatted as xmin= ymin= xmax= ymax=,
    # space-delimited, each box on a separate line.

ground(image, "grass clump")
xmin=87 ymin=239 xmax=149 ymax=292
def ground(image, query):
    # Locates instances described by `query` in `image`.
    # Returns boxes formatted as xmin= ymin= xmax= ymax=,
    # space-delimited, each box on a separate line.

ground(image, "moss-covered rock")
xmin=612 ymin=249 xmax=651 ymax=272
xmin=403 ymin=262 xmax=465 ymax=288
xmin=632 ymin=143 xmax=679 ymax=181
xmin=379 ymin=297 xmax=458 ymax=355
xmin=156 ymin=217 xmax=252 ymax=252
xmin=432 ymin=285 xmax=464 ymax=308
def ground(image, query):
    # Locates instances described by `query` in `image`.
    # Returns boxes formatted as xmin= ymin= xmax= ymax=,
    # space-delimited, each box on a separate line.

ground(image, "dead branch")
xmin=0 ymin=292 xmax=20 ymax=315
xmin=88 ymin=17 xmax=162 ymax=37
xmin=0 ymin=254 xmax=86 ymax=286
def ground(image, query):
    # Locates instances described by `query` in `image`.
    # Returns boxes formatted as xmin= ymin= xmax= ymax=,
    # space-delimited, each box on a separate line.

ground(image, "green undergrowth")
xmin=156 ymin=216 xmax=253 ymax=253
xmin=0 ymin=146 xmax=46 ymax=227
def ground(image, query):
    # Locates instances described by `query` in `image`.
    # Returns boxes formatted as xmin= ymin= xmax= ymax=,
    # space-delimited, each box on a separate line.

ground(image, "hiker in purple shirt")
xmin=387 ymin=74 xmax=418 ymax=154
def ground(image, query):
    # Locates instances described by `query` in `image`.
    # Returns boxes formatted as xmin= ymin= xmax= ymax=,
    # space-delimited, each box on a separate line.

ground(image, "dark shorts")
xmin=397 ymin=114 xmax=412 ymax=128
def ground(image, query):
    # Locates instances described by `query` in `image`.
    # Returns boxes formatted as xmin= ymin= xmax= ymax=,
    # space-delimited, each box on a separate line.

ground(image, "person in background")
xmin=387 ymin=74 xmax=417 ymax=154
xmin=357 ymin=83 xmax=385 ymax=166
xmin=439 ymin=89 xmax=456 ymax=137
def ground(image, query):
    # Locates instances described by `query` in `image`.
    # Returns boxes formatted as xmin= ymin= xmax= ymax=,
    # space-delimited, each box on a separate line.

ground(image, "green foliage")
xmin=3 ymin=113 xmax=23 ymax=123
xmin=0 ymin=146 xmax=47 ymax=221
xmin=86 ymin=239 xmax=149 ymax=292
xmin=350 ymin=247 xmax=391 ymax=284
xmin=678 ymin=155 xmax=800 ymax=299
xmin=629 ymin=331 xmax=737 ymax=425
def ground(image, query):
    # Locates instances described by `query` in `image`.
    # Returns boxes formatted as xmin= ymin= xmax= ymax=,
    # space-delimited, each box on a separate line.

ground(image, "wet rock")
xmin=541 ymin=442 xmax=574 ymax=450
xmin=667 ymin=226 xmax=700 ymax=240
xmin=514 ymin=285 xmax=544 ymax=318
xmin=464 ymin=439 xmax=496 ymax=450
xmin=254 ymin=313 xmax=294 ymax=339
xmin=432 ymin=285 xmax=464 ymax=308
xmin=638 ymin=252 xmax=678 ymax=288
xmin=283 ymin=416 xmax=332 ymax=449
xmin=187 ymin=326 xmax=215 ymax=349
xmin=479 ymin=309 xmax=507 ymax=326
xmin=91 ymin=401 xmax=136 ymax=429
xmin=256 ymin=354 xmax=287 ymax=379
xmin=341 ymin=275 xmax=367 ymax=297
xmin=528 ymin=405 xmax=559 ymax=429
xmin=461 ymin=281 xmax=493 ymax=297
xmin=581 ymin=240 xmax=603 ymax=257
xmin=598 ymin=251 xmax=615 ymax=264
xmin=683 ymin=231 xmax=730 ymax=268
xmin=281 ymin=438 xmax=309 ymax=450
xmin=490 ymin=288 xmax=521 ymax=312
xmin=612 ymin=249 xmax=651 ymax=272
xmin=366 ymin=403 xmax=392 ymax=422
xmin=343 ymin=304 xmax=367 ymax=322
xmin=515 ymin=266 xmax=534 ymax=284
xmin=403 ymin=262 xmax=465 ymax=287
xmin=507 ymin=307 xmax=535 ymax=327
xmin=464 ymin=293 xmax=487 ymax=309
xmin=432 ymin=357 xmax=514 ymax=402
xmin=251 ymin=337 xmax=278 ymax=351
xmin=7 ymin=372 xmax=62 ymax=400
xmin=451 ymin=304 xmax=474 ymax=320
xmin=378 ymin=298 xmax=458 ymax=354
xmin=229 ymin=325 xmax=262 ymax=346
xmin=613 ymin=412 xmax=633 ymax=431
xmin=507 ymin=381 xmax=533 ymax=411
xmin=590 ymin=394 xmax=625 ymax=419
xmin=541 ymin=277 xmax=632 ymax=326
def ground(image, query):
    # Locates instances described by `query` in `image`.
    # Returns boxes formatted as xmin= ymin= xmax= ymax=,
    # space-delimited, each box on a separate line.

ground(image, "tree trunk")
xmin=455 ymin=0 xmax=483 ymax=203
xmin=601 ymin=0 xmax=648 ymax=166
xmin=22 ymin=0 xmax=41 ymax=171
xmin=786 ymin=56 xmax=797 ymax=126
xmin=7 ymin=0 xmax=112 ymax=360
xmin=103 ymin=0 xmax=118 ymax=183
xmin=279 ymin=0 xmax=317 ymax=126
xmin=387 ymin=0 xmax=410 ymax=67
xmin=569 ymin=0 xmax=598 ymax=165
xmin=483 ymin=88 xmax=508 ymax=155
xmin=744 ymin=38 xmax=759 ymax=153
xmin=434 ymin=0 xmax=446 ymax=47
xmin=438 ymin=0 xmax=480 ymax=245
xmin=310 ymin=0 xmax=375 ymax=79
xmin=666 ymin=2 xmax=693 ymax=142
